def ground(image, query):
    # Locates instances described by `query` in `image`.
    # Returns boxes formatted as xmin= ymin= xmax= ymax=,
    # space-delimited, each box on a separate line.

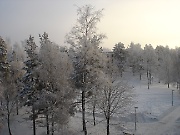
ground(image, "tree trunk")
xmin=148 ymin=77 xmax=150 ymax=89
xmin=106 ymin=117 xmax=110 ymax=135
xmin=16 ymin=99 xmax=19 ymax=115
xmin=149 ymin=71 xmax=151 ymax=84
xmin=7 ymin=113 xmax=12 ymax=135
xmin=46 ymin=114 xmax=49 ymax=135
xmin=51 ymin=114 xmax=54 ymax=135
xmin=82 ymin=90 xmax=87 ymax=135
xmin=7 ymin=100 xmax=12 ymax=135
xmin=140 ymin=73 xmax=141 ymax=80
xmin=167 ymin=69 xmax=170 ymax=88
xmin=132 ymin=66 xmax=135 ymax=76
xmin=177 ymin=82 xmax=179 ymax=89
xmin=32 ymin=105 xmax=36 ymax=135
xmin=93 ymin=103 xmax=96 ymax=126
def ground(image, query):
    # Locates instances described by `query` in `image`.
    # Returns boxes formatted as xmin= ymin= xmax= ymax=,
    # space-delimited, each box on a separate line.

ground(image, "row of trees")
xmin=0 ymin=34 xmax=76 ymax=135
xmin=113 ymin=42 xmax=180 ymax=90
xmin=0 ymin=5 xmax=133 ymax=135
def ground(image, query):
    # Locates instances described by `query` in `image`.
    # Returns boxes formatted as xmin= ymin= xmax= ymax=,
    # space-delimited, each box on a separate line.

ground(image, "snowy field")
xmin=123 ymin=72 xmax=180 ymax=135
xmin=1 ymin=72 xmax=180 ymax=135
xmin=126 ymin=72 xmax=180 ymax=117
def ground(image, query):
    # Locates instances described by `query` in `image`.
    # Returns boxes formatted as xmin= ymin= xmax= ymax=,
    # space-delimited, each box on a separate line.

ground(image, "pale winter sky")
xmin=0 ymin=0 xmax=180 ymax=49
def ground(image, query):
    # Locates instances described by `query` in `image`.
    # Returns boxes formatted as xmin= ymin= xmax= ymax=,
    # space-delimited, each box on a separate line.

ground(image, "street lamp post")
xmin=134 ymin=107 xmax=138 ymax=131
xmin=172 ymin=90 xmax=174 ymax=106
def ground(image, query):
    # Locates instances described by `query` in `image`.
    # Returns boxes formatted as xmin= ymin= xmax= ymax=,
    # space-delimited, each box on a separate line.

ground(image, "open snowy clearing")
xmin=123 ymin=72 xmax=180 ymax=135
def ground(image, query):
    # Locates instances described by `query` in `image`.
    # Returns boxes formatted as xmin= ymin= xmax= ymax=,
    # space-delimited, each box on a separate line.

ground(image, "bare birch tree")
xmin=98 ymin=54 xmax=133 ymax=135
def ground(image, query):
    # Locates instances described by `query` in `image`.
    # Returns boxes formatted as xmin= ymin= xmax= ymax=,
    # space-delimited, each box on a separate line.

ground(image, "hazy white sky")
xmin=0 ymin=0 xmax=180 ymax=49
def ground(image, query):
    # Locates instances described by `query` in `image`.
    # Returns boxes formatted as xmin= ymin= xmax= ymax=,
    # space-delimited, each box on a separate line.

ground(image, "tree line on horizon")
xmin=113 ymin=41 xmax=180 ymax=90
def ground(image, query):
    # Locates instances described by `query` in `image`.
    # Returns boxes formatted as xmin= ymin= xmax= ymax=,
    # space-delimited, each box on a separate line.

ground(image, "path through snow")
xmin=142 ymin=105 xmax=180 ymax=135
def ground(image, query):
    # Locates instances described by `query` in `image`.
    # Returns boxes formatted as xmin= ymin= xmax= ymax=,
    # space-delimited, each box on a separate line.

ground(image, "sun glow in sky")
xmin=0 ymin=0 xmax=180 ymax=49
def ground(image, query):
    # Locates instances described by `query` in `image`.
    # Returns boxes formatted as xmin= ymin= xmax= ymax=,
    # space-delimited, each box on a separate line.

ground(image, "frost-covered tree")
xmin=38 ymin=32 xmax=75 ymax=135
xmin=127 ymin=42 xmax=144 ymax=79
xmin=9 ymin=45 xmax=25 ymax=115
xmin=155 ymin=45 xmax=165 ymax=83
xmin=20 ymin=35 xmax=39 ymax=135
xmin=162 ymin=47 xmax=173 ymax=88
xmin=155 ymin=46 xmax=173 ymax=87
xmin=66 ymin=5 xmax=106 ymax=135
xmin=176 ymin=48 xmax=180 ymax=89
xmin=86 ymin=51 xmax=107 ymax=126
xmin=13 ymin=42 xmax=26 ymax=62
xmin=0 ymin=37 xmax=23 ymax=135
xmin=0 ymin=36 xmax=14 ymax=135
xmin=98 ymin=56 xmax=133 ymax=135
xmin=171 ymin=48 xmax=180 ymax=91
xmin=143 ymin=44 xmax=158 ymax=89
xmin=113 ymin=42 xmax=127 ymax=77
xmin=0 ymin=37 xmax=8 ymax=106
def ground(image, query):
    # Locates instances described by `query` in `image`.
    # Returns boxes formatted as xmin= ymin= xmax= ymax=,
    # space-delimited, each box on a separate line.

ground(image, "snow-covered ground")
xmin=1 ymin=72 xmax=180 ymax=135
xmin=123 ymin=72 xmax=180 ymax=135
xmin=126 ymin=72 xmax=180 ymax=118
xmin=135 ymin=105 xmax=180 ymax=135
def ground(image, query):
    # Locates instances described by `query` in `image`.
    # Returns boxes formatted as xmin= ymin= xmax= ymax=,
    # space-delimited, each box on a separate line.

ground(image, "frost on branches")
xmin=20 ymin=35 xmax=39 ymax=135
xmin=66 ymin=5 xmax=106 ymax=135
xmin=38 ymin=32 xmax=75 ymax=134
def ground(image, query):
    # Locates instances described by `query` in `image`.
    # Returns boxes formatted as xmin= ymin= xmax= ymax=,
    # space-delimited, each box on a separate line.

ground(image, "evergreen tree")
xmin=143 ymin=44 xmax=158 ymax=89
xmin=0 ymin=36 xmax=14 ymax=135
xmin=20 ymin=35 xmax=39 ymax=135
xmin=172 ymin=48 xmax=180 ymax=91
xmin=10 ymin=45 xmax=25 ymax=115
xmin=127 ymin=42 xmax=144 ymax=78
xmin=113 ymin=42 xmax=127 ymax=77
